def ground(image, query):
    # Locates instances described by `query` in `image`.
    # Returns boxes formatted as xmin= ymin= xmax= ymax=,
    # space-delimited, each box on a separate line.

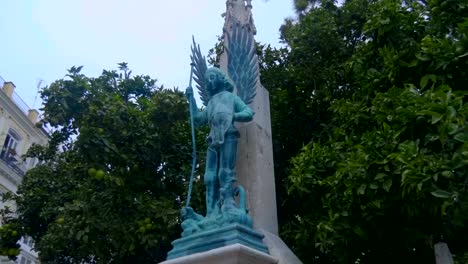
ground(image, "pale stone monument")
xmin=161 ymin=1 xmax=302 ymax=263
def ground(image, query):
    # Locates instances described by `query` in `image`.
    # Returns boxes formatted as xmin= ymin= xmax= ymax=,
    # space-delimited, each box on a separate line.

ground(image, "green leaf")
xmin=447 ymin=106 xmax=456 ymax=119
xmin=371 ymin=200 xmax=381 ymax=208
xmin=417 ymin=110 xmax=443 ymax=124
xmin=416 ymin=53 xmax=431 ymax=61
xmin=420 ymin=74 xmax=437 ymax=89
xmin=454 ymin=132 xmax=468 ymax=142
xmin=456 ymin=52 xmax=468 ymax=59
xmin=417 ymin=182 xmax=423 ymax=191
xmin=431 ymin=113 xmax=443 ymax=124
xmin=357 ymin=184 xmax=367 ymax=195
xmin=430 ymin=190 xmax=451 ymax=199
xmin=384 ymin=165 xmax=390 ymax=172
xmin=353 ymin=226 xmax=367 ymax=239
xmin=441 ymin=171 xmax=453 ymax=178
xmin=383 ymin=179 xmax=392 ymax=192
xmin=375 ymin=173 xmax=387 ymax=180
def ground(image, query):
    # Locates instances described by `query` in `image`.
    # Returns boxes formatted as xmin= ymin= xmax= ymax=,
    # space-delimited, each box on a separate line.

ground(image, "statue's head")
xmin=205 ymin=67 xmax=234 ymax=96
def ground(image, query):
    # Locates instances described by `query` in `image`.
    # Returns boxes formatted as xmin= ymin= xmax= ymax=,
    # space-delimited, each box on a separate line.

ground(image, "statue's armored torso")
xmin=206 ymin=91 xmax=238 ymax=147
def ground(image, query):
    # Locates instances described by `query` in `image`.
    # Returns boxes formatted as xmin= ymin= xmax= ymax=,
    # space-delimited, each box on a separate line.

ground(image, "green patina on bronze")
xmin=184 ymin=66 xmax=253 ymax=227
xmin=166 ymin=7 xmax=268 ymax=257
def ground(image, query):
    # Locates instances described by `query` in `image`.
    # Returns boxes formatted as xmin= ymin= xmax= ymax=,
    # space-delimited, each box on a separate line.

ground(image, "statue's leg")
xmin=205 ymin=147 xmax=219 ymax=216
xmin=219 ymin=135 xmax=238 ymax=211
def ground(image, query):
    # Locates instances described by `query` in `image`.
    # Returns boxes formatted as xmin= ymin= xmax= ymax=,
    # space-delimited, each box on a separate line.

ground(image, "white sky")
xmin=0 ymin=0 xmax=295 ymax=110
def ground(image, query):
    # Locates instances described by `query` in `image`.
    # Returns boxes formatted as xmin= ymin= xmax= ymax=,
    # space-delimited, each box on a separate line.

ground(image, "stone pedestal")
xmin=166 ymin=224 xmax=268 ymax=260
xmin=161 ymin=244 xmax=278 ymax=264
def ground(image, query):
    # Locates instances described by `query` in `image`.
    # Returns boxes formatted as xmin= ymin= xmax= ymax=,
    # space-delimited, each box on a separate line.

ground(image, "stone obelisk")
xmin=219 ymin=0 xmax=278 ymax=236
xmin=220 ymin=2 xmax=302 ymax=263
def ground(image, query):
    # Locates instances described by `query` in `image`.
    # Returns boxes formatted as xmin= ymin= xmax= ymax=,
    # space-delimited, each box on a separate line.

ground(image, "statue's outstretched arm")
xmin=233 ymin=96 xmax=254 ymax=122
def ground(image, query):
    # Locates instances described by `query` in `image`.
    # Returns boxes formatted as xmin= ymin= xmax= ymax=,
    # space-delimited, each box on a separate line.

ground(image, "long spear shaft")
xmin=186 ymin=63 xmax=196 ymax=207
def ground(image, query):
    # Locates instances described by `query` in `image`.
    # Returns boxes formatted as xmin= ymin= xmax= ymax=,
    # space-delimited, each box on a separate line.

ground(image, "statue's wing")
xmin=226 ymin=23 xmax=258 ymax=105
xmin=190 ymin=36 xmax=209 ymax=106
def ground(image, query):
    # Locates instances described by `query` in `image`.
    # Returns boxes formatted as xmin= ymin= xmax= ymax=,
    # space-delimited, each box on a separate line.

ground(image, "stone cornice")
xmin=0 ymin=91 xmax=48 ymax=141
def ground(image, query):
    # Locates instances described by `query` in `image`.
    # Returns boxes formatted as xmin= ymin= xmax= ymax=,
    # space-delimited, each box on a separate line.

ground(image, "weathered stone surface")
xmin=161 ymin=243 xmax=278 ymax=264
xmin=235 ymin=84 xmax=278 ymax=235
xmin=435 ymin=242 xmax=454 ymax=264
xmin=261 ymin=229 xmax=303 ymax=264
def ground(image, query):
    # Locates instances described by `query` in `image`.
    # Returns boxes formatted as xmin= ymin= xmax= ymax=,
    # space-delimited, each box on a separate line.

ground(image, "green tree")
xmin=258 ymin=1 xmax=371 ymax=259
xmin=0 ymin=64 xmax=206 ymax=263
xmin=0 ymin=195 xmax=21 ymax=261
xmin=281 ymin=0 xmax=468 ymax=263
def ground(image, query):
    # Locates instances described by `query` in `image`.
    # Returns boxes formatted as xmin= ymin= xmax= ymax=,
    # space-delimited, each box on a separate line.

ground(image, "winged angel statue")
xmin=182 ymin=23 xmax=259 ymax=236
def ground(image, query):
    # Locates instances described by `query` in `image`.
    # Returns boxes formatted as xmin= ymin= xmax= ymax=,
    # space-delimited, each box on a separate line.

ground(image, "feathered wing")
xmin=226 ymin=23 xmax=258 ymax=105
xmin=190 ymin=36 xmax=209 ymax=106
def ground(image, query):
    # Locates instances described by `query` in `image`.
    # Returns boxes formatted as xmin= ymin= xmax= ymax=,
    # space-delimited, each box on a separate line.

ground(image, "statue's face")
xmin=206 ymin=70 xmax=223 ymax=95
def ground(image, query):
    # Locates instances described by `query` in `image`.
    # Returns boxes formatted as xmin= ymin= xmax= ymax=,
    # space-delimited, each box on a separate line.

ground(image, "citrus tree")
xmin=281 ymin=0 xmax=468 ymax=263
xmin=1 ymin=63 xmax=206 ymax=263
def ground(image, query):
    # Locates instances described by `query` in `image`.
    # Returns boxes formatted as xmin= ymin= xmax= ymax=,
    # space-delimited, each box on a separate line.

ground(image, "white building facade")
xmin=0 ymin=78 xmax=48 ymax=264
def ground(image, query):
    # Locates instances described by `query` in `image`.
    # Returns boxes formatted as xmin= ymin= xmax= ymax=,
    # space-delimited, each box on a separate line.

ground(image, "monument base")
xmin=166 ymin=224 xmax=268 ymax=260
xmin=261 ymin=229 xmax=303 ymax=264
xmin=161 ymin=243 xmax=278 ymax=264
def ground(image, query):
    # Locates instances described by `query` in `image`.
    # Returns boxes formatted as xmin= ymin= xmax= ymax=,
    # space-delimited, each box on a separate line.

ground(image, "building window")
xmin=27 ymin=158 xmax=37 ymax=169
xmin=1 ymin=129 xmax=22 ymax=161
xmin=21 ymin=236 xmax=34 ymax=248
xmin=0 ymin=129 xmax=25 ymax=175
xmin=18 ymin=255 xmax=34 ymax=264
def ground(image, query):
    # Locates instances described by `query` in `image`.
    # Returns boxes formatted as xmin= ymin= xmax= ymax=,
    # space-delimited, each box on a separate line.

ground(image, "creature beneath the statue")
xmin=183 ymin=67 xmax=254 ymax=236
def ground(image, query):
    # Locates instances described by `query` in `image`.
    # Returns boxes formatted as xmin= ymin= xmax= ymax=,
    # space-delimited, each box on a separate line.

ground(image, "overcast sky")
xmin=0 ymin=0 xmax=295 ymax=110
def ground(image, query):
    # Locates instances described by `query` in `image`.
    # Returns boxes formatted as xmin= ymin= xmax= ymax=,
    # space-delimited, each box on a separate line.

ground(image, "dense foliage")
xmin=1 ymin=63 xmax=206 ymax=263
xmin=1 ymin=0 xmax=467 ymax=263
xmin=0 ymin=197 xmax=21 ymax=261
xmin=260 ymin=0 xmax=468 ymax=263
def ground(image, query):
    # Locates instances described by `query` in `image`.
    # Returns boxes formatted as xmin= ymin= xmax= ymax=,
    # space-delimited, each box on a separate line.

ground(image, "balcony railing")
xmin=0 ymin=152 xmax=25 ymax=176
xmin=11 ymin=91 xmax=32 ymax=117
